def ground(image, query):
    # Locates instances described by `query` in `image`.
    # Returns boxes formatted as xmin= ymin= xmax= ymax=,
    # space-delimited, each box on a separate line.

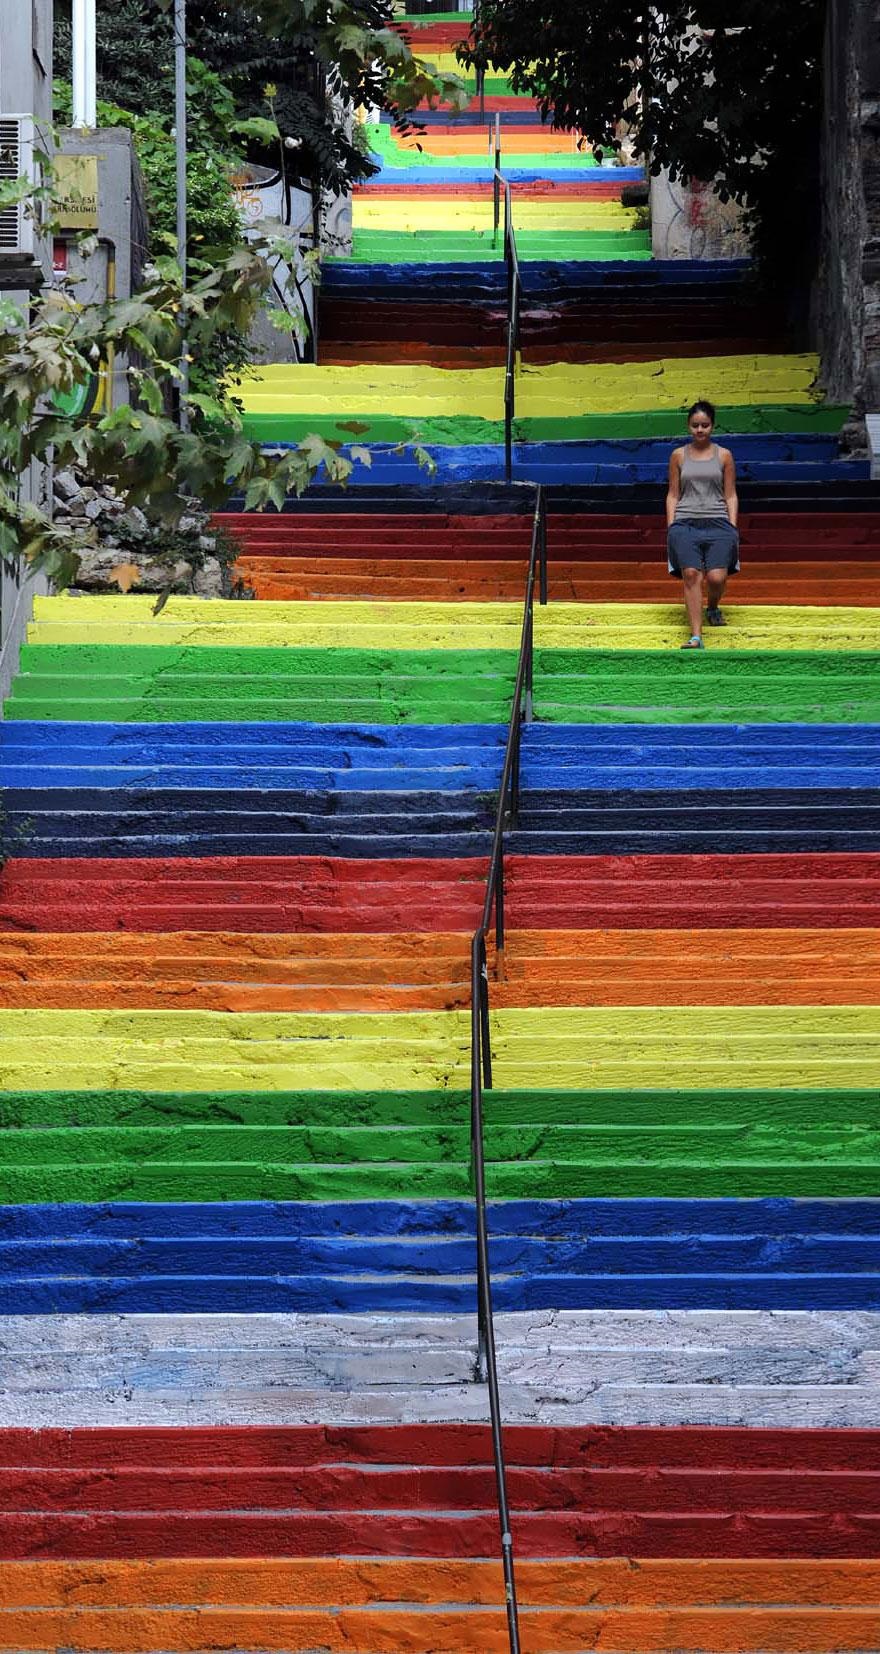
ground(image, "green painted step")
xmin=338 ymin=229 xmax=652 ymax=263
xmin=1 ymin=1095 xmax=879 ymax=1201
xmin=365 ymin=125 xmax=600 ymax=170
xmin=3 ymin=1088 xmax=874 ymax=1130
xmin=3 ymin=1159 xmax=879 ymax=1203
xmin=10 ymin=646 xmax=880 ymax=726
xmin=400 ymin=11 xmax=474 ymax=22
xmin=535 ymin=651 xmax=880 ymax=725
xmin=241 ymin=405 xmax=848 ymax=447
xmin=6 ymin=644 xmax=517 ymax=723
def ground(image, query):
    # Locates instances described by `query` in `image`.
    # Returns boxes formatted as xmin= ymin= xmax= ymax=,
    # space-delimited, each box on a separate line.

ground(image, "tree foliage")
xmin=55 ymin=1 xmax=466 ymax=191
xmin=464 ymin=1 xmax=826 ymax=277
xmin=0 ymin=218 xmax=371 ymax=590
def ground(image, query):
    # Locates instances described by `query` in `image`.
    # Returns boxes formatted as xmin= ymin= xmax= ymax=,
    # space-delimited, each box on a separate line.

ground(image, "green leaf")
xmin=231 ymin=116 xmax=281 ymax=143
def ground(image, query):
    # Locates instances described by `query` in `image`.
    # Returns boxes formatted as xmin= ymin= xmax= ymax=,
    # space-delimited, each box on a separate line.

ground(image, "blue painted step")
xmin=361 ymin=165 xmax=647 ymax=185
xmin=3 ymin=1198 xmax=880 ymax=1312
xmin=272 ymin=448 xmax=865 ymax=489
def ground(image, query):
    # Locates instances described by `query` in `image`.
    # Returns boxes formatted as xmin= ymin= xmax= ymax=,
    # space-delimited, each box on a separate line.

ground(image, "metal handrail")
xmin=493 ymin=168 xmax=520 ymax=485
xmin=468 ymin=483 xmax=548 ymax=1654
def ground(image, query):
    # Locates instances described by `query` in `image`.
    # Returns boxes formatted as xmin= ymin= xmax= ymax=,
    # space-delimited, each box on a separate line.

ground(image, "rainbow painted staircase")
xmin=2 ymin=7 xmax=880 ymax=1650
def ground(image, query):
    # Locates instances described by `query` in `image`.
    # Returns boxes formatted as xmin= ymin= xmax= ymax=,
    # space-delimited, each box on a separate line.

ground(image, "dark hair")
xmin=688 ymin=399 xmax=716 ymax=425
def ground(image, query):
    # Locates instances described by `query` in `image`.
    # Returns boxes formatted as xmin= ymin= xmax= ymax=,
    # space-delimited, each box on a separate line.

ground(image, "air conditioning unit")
xmin=0 ymin=115 xmax=39 ymax=261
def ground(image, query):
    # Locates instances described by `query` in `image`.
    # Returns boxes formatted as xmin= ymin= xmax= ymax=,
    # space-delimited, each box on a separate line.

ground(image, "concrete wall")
xmin=650 ymin=168 xmax=752 ymax=261
xmin=0 ymin=0 xmax=53 ymax=694
xmin=817 ymin=0 xmax=880 ymax=422
xmin=58 ymin=128 xmax=148 ymax=307
xmin=0 ymin=0 xmax=52 ymax=126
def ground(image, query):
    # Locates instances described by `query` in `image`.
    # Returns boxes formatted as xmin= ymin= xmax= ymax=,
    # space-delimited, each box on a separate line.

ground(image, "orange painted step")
xmin=1 ymin=1557 xmax=878 ymax=1650
xmin=233 ymin=555 xmax=880 ymax=606
xmin=384 ymin=131 xmax=588 ymax=153
xmin=3 ymin=928 xmax=877 ymax=1009
xmin=5 ymin=1557 xmax=879 ymax=1609
xmin=0 ymin=1603 xmax=875 ymax=1652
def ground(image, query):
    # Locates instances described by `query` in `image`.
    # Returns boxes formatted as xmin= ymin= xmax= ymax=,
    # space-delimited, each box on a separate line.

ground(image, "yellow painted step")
xmin=411 ymin=51 xmax=539 ymax=74
xmin=28 ymin=595 xmax=880 ymax=652
xmin=535 ymin=603 xmax=880 ymax=651
xmin=1 ymin=1007 xmax=877 ymax=1093
xmin=352 ymin=199 xmax=639 ymax=232
xmin=236 ymin=356 xmax=820 ymax=419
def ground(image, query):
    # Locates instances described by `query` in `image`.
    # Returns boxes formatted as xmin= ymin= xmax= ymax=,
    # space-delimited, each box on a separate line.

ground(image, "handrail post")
xmin=480 ymin=933 xmax=493 ymax=1090
xmin=538 ymin=485 xmax=548 ymax=606
xmin=494 ymin=111 xmax=501 ymax=178
xmin=493 ymin=168 xmax=501 ymax=248
xmin=494 ymin=852 xmax=505 ymax=958
xmin=524 ymin=607 xmax=534 ymax=725
xmin=505 ymin=373 xmax=513 ymax=486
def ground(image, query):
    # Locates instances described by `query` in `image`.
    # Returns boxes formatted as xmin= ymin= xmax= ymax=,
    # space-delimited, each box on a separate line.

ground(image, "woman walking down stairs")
xmin=1 ymin=10 xmax=880 ymax=1651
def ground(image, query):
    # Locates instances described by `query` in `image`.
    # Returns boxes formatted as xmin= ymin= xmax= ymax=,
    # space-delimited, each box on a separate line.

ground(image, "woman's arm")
xmin=722 ymin=448 xmax=739 ymax=528
xmin=666 ymin=448 xmax=682 ymax=528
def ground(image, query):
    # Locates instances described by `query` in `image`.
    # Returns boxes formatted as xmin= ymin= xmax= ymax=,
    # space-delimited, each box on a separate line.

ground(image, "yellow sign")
xmin=54 ymin=154 xmax=99 ymax=230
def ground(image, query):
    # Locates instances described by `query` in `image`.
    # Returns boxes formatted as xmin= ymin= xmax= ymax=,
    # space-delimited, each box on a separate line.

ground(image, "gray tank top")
xmin=675 ymin=445 xmax=727 ymax=520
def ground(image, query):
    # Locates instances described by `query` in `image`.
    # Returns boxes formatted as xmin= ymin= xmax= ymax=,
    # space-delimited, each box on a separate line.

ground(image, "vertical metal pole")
xmin=524 ymin=609 xmax=534 ymax=725
xmin=494 ymin=112 xmax=501 ymax=176
xmin=495 ymin=846 xmax=507 ymax=956
xmin=174 ymin=0 xmax=190 ymax=432
xmin=538 ymin=489 xmax=548 ymax=606
xmin=479 ymin=937 xmax=493 ymax=1090
xmin=72 ymin=0 xmax=97 ymax=129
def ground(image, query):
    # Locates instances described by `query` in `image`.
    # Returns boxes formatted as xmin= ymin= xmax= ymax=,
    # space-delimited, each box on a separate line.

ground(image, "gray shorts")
xmin=668 ymin=517 xmax=740 ymax=579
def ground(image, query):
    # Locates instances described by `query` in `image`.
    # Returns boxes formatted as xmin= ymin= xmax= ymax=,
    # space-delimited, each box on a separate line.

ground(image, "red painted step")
xmin=2 ymin=1428 xmax=879 ymax=1561
xmin=318 ymin=338 xmax=785 ymax=367
xmin=354 ymin=182 xmax=629 ymax=199
xmin=8 ymin=1425 xmax=880 ymax=1470
xmin=5 ymin=1466 xmax=879 ymax=1514
xmin=5 ymin=1508 xmax=880 ymax=1560
xmin=218 ymin=513 xmax=880 ymax=562
xmin=3 ymin=856 xmax=877 ymax=934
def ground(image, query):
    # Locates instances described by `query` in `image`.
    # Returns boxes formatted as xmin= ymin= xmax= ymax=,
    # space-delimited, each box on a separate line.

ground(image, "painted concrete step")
xmin=3 ymin=1192 xmax=880 ymax=1311
xmin=232 ymin=560 xmax=880 ymax=606
xmin=218 ymin=508 xmax=880 ymax=556
xmin=9 ymin=646 xmax=880 ymax=726
xmin=7 ymin=804 xmax=878 ymax=858
xmin=2 ymin=852 xmax=877 ymax=931
xmin=2 ymin=927 xmax=877 ymax=1009
xmin=5 ymin=722 xmax=877 ymax=781
xmin=5 ymin=643 xmax=517 ymax=725
xmin=2 ymin=1420 xmax=880 ymax=1543
xmin=0 ymin=1558 xmax=878 ymax=1654
xmin=1 ymin=1320 xmax=879 ymax=1427
xmin=27 ymin=595 xmax=880 ymax=651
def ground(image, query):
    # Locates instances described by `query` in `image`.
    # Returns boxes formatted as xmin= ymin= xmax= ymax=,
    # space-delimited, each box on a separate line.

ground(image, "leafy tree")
xmin=55 ymin=0 xmax=466 ymax=191
xmin=0 ymin=209 xmax=373 ymax=590
xmin=463 ymin=1 xmax=826 ymax=284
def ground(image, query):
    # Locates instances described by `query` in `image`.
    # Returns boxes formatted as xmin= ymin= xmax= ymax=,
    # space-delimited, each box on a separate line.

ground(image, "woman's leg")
xmin=706 ymin=566 xmax=728 ymax=613
xmin=682 ymin=566 xmax=704 ymax=635
xmin=705 ymin=521 xmax=738 ymax=618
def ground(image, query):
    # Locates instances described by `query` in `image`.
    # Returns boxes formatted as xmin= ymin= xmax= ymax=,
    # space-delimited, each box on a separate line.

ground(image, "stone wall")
xmin=650 ymin=168 xmax=752 ymax=262
xmin=817 ymin=0 xmax=880 ymax=425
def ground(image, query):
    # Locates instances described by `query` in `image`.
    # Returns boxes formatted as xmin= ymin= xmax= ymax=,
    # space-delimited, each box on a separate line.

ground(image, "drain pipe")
xmin=173 ymin=0 xmax=190 ymax=431
xmin=71 ymin=0 xmax=97 ymax=129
